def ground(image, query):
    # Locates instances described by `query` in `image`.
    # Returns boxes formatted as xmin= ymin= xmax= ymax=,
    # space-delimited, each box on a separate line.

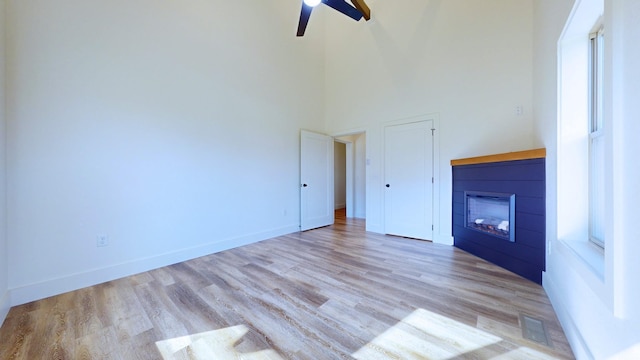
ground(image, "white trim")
xmin=606 ymin=0 xmax=626 ymax=320
xmin=381 ymin=113 xmax=438 ymax=128
xmin=9 ymin=225 xmax=299 ymax=306
xmin=0 ymin=290 xmax=10 ymax=327
xmin=557 ymin=239 xmax=606 ymax=290
xmin=433 ymin=233 xmax=454 ymax=246
xmin=543 ymin=271 xmax=595 ymax=360
xmin=330 ymin=126 xmax=368 ymax=138
xmin=430 ymin=114 xmax=442 ymax=244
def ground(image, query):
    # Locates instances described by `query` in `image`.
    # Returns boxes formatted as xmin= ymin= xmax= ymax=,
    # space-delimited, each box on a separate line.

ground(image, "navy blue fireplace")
xmin=452 ymin=149 xmax=546 ymax=284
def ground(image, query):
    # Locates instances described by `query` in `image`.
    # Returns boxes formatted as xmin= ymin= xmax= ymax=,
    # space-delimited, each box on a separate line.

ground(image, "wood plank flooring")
xmin=0 ymin=212 xmax=574 ymax=359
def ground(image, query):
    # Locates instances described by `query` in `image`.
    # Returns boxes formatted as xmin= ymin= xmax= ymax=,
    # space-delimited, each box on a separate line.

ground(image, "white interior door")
xmin=300 ymin=130 xmax=334 ymax=231
xmin=384 ymin=121 xmax=434 ymax=240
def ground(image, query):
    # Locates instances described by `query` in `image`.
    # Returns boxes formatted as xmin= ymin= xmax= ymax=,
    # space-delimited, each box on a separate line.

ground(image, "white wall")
xmin=0 ymin=0 xmax=9 ymax=325
xmin=323 ymin=0 xmax=535 ymax=242
xmin=618 ymin=0 xmax=640 ymax=324
xmin=6 ymin=0 xmax=326 ymax=304
xmin=536 ymin=0 xmax=640 ymax=358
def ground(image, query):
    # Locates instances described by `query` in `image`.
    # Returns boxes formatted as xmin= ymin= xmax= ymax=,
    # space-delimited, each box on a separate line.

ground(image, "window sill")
xmin=558 ymin=238 xmax=605 ymax=281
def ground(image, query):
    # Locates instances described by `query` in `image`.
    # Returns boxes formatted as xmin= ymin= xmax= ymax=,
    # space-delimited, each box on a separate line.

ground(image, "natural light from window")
xmin=156 ymin=325 xmax=284 ymax=360
xmin=156 ymin=309 xmax=558 ymax=359
xmin=352 ymin=308 xmax=557 ymax=360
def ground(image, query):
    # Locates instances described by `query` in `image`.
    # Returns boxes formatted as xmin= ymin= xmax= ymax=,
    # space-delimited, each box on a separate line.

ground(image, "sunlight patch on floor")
xmin=491 ymin=347 xmax=559 ymax=360
xmin=352 ymin=308 xmax=557 ymax=360
xmin=610 ymin=343 xmax=640 ymax=360
xmin=156 ymin=325 xmax=284 ymax=360
xmin=155 ymin=310 xmax=560 ymax=359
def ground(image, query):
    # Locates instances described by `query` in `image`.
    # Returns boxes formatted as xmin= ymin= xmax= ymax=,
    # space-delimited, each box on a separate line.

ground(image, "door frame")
xmin=333 ymin=130 xmax=367 ymax=220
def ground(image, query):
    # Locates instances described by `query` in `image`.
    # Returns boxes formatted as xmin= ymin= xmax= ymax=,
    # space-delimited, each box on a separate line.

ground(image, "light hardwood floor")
xmin=0 ymin=212 xmax=574 ymax=359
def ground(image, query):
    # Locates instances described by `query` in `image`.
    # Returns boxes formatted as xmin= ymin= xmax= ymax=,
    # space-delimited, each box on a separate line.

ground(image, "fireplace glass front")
xmin=464 ymin=191 xmax=515 ymax=242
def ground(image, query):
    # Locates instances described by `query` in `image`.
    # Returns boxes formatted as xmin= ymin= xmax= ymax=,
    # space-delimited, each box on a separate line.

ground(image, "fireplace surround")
xmin=451 ymin=149 xmax=546 ymax=284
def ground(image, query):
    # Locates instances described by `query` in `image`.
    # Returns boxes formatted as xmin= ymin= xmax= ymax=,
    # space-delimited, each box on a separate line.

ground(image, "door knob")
xmin=302 ymin=184 xmax=308 ymax=187
xmin=386 ymin=184 xmax=390 ymax=188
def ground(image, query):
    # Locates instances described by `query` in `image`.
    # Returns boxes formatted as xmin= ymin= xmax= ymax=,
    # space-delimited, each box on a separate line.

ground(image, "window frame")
xmin=588 ymin=24 xmax=605 ymax=249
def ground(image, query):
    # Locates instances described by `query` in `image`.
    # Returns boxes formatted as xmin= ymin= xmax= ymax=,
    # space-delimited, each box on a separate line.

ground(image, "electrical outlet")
xmin=515 ymin=105 xmax=524 ymax=116
xmin=97 ymin=235 xmax=109 ymax=247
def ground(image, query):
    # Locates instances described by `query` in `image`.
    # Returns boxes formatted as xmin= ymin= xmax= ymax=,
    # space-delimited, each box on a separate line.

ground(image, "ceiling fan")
xmin=297 ymin=0 xmax=371 ymax=37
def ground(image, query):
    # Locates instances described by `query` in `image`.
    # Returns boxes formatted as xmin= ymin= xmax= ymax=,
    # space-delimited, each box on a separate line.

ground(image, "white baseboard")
xmin=365 ymin=223 xmax=384 ymax=234
xmin=0 ymin=290 xmax=10 ymax=327
xmin=434 ymin=233 xmax=454 ymax=246
xmin=543 ymin=272 xmax=593 ymax=360
xmin=10 ymin=224 xmax=300 ymax=306
xmin=361 ymin=226 xmax=454 ymax=246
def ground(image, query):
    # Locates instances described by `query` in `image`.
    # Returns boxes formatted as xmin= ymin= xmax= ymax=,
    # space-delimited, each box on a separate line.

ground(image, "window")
xmin=589 ymin=26 xmax=605 ymax=248
xmin=557 ymin=4 xmax=605 ymax=279
xmin=556 ymin=0 xmax=621 ymax=314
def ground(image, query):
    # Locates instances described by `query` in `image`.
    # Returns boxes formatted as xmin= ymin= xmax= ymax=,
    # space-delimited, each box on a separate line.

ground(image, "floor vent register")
xmin=520 ymin=314 xmax=553 ymax=347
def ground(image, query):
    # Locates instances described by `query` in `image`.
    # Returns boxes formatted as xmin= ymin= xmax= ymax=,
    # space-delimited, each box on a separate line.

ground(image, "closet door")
xmin=384 ymin=121 xmax=433 ymax=240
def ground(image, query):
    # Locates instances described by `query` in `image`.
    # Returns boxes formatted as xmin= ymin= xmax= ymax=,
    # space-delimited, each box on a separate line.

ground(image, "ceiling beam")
xmin=350 ymin=0 xmax=371 ymax=20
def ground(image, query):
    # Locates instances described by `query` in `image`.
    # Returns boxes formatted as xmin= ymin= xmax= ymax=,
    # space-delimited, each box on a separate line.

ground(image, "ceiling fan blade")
xmin=350 ymin=0 xmax=371 ymax=20
xmin=297 ymin=3 xmax=313 ymax=37
xmin=322 ymin=0 xmax=363 ymax=21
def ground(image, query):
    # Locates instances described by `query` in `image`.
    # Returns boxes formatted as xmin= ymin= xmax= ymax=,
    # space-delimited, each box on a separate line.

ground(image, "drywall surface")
xmin=6 ymin=0 xmax=326 ymax=304
xmin=0 ymin=0 xmax=9 ymax=325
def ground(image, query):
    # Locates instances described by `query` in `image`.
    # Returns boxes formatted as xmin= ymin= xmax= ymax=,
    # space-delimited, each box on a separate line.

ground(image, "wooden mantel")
xmin=450 ymin=148 xmax=546 ymax=167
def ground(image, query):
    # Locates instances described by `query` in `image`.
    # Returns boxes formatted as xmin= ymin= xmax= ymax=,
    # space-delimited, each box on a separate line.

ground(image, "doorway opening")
xmin=334 ymin=132 xmax=366 ymax=220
